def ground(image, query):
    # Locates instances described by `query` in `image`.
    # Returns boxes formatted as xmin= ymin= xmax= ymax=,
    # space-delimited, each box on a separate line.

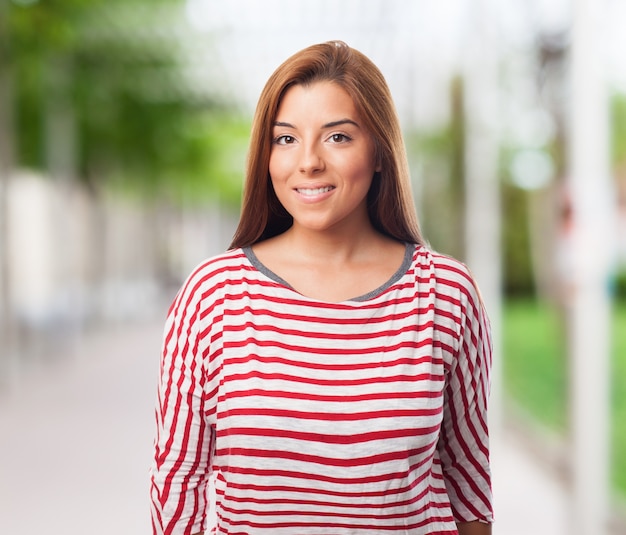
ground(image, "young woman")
xmin=151 ymin=41 xmax=493 ymax=535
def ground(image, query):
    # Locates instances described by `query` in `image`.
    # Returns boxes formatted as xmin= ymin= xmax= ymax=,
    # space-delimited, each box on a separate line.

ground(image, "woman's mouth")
xmin=296 ymin=186 xmax=335 ymax=196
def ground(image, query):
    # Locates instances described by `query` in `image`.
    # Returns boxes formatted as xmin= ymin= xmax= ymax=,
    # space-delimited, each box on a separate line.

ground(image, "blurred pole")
xmin=0 ymin=0 xmax=17 ymax=386
xmin=567 ymin=0 xmax=613 ymax=534
xmin=462 ymin=0 xmax=503 ymax=436
xmin=45 ymin=54 xmax=77 ymax=185
xmin=44 ymin=53 xmax=80 ymax=329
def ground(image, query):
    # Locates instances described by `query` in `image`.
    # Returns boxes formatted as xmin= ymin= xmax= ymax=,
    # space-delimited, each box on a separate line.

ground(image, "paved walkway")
xmin=0 ymin=318 xmax=571 ymax=534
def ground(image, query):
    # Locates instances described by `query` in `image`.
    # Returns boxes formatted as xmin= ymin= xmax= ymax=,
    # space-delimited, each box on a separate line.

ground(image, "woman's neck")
xmin=278 ymin=224 xmax=388 ymax=264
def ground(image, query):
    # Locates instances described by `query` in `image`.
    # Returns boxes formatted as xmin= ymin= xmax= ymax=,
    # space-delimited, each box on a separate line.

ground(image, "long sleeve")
xmin=437 ymin=263 xmax=494 ymax=524
xmin=150 ymin=276 xmax=215 ymax=535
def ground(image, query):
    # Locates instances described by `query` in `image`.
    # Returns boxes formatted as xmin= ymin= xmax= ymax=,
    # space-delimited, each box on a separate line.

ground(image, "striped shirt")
xmin=150 ymin=243 xmax=493 ymax=534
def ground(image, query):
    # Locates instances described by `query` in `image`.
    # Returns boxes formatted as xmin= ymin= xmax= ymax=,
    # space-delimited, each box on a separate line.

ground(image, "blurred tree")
xmin=611 ymin=92 xmax=626 ymax=301
xmin=0 ymin=0 xmax=17 ymax=381
xmin=500 ymin=171 xmax=535 ymax=296
xmin=8 ymin=0 xmax=246 ymax=203
xmin=0 ymin=0 xmax=247 ymax=363
xmin=407 ymin=74 xmax=541 ymax=297
xmin=407 ymin=76 xmax=465 ymax=262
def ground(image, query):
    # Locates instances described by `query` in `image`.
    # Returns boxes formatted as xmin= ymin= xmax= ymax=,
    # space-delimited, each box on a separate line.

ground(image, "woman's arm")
xmin=150 ymin=276 xmax=215 ymax=535
xmin=435 ymin=258 xmax=495 ymax=526
xmin=457 ymin=521 xmax=492 ymax=535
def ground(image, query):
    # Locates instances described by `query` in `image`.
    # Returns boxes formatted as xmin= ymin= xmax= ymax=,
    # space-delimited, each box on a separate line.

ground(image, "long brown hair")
xmin=229 ymin=41 xmax=423 ymax=249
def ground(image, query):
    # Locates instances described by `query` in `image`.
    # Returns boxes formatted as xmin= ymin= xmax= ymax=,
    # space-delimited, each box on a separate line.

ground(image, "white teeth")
xmin=297 ymin=186 xmax=334 ymax=196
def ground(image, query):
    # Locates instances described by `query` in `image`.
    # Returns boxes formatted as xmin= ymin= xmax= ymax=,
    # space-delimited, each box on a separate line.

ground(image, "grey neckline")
xmin=242 ymin=242 xmax=414 ymax=302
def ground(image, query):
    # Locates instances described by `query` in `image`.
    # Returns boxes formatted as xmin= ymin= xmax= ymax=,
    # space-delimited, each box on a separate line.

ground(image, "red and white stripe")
xmin=150 ymin=245 xmax=493 ymax=534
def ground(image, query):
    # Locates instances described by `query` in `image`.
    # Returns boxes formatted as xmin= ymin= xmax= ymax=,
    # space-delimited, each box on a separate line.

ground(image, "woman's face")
xmin=268 ymin=81 xmax=380 ymax=235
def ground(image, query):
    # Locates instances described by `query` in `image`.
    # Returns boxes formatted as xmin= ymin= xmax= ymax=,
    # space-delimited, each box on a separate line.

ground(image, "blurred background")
xmin=0 ymin=0 xmax=624 ymax=533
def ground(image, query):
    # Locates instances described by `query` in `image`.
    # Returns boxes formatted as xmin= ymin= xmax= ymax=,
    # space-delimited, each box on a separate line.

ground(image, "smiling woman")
xmin=256 ymin=80 xmax=395 ymax=302
xmin=268 ymin=82 xmax=379 ymax=236
xmin=150 ymin=41 xmax=494 ymax=535
xmin=231 ymin=40 xmax=422 ymax=248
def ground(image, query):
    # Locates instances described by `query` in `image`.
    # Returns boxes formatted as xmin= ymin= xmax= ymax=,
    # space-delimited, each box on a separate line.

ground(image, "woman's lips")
xmin=296 ymin=186 xmax=335 ymax=196
xmin=294 ymin=185 xmax=336 ymax=202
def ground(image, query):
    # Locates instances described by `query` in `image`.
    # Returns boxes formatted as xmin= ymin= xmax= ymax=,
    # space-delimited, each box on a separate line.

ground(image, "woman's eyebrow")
xmin=323 ymin=118 xmax=360 ymax=129
xmin=273 ymin=119 xmax=360 ymax=129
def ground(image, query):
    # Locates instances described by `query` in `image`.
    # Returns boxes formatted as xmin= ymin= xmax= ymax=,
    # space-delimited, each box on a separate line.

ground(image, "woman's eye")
xmin=329 ymin=133 xmax=351 ymax=143
xmin=274 ymin=135 xmax=295 ymax=145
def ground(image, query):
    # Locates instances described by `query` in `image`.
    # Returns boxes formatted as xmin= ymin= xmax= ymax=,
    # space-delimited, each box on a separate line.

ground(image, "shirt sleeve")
xmin=150 ymin=278 xmax=214 ymax=535
xmin=437 ymin=266 xmax=494 ymax=524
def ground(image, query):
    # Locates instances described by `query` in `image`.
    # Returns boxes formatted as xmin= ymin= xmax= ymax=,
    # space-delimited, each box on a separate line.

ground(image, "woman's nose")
xmin=299 ymin=142 xmax=325 ymax=174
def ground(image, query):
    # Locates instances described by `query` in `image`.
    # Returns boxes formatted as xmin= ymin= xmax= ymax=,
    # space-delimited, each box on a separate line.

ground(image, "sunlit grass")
xmin=502 ymin=298 xmax=568 ymax=430
xmin=502 ymin=298 xmax=626 ymax=497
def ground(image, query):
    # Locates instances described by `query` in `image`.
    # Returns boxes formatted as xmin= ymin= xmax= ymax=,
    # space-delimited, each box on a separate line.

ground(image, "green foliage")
xmin=611 ymin=92 xmax=626 ymax=164
xmin=6 ymin=0 xmax=245 ymax=205
xmin=13 ymin=48 xmax=44 ymax=167
xmin=8 ymin=0 xmax=89 ymax=54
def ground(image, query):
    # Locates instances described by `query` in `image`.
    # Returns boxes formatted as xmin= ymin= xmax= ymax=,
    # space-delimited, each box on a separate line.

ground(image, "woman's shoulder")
xmin=190 ymin=247 xmax=247 ymax=274
xmin=173 ymin=248 xmax=250 ymax=300
xmin=413 ymin=244 xmax=480 ymax=298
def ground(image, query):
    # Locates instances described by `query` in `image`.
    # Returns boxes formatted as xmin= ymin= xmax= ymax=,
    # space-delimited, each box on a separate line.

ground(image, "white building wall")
xmin=6 ymin=171 xmax=237 ymax=330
